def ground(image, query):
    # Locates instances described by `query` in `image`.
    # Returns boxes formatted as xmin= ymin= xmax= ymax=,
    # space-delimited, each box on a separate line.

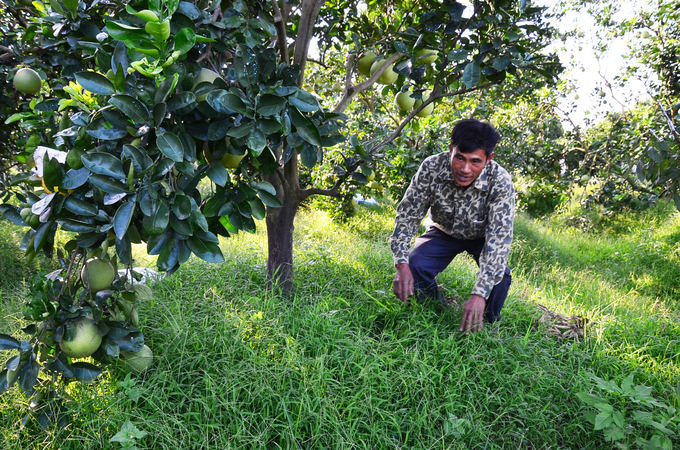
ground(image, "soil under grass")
xmin=0 ymin=200 xmax=678 ymax=449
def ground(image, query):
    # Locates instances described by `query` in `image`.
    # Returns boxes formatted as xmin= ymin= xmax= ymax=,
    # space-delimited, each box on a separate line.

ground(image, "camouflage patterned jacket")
xmin=389 ymin=151 xmax=515 ymax=299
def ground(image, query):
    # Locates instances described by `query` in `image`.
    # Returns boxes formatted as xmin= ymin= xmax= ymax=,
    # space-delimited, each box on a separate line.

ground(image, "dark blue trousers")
xmin=409 ymin=227 xmax=511 ymax=323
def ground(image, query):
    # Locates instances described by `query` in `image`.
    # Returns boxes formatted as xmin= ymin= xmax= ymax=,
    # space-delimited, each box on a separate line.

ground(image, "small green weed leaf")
xmin=594 ymin=411 xmax=614 ymax=431
xmin=595 ymin=403 xmax=614 ymax=414
xmin=593 ymin=375 xmax=621 ymax=394
xmin=602 ymin=424 xmax=627 ymax=442
xmin=76 ymin=72 xmax=116 ymax=95
xmin=612 ymin=410 xmax=626 ymax=428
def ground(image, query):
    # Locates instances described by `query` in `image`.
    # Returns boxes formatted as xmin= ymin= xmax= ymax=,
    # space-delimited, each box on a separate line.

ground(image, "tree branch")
xmin=293 ymin=0 xmax=326 ymax=87
xmin=333 ymin=52 xmax=404 ymax=114
xmin=271 ymin=0 xmax=290 ymax=65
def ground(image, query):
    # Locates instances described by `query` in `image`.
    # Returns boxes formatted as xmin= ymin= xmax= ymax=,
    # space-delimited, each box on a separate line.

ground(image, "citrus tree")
xmin=0 ymin=0 xmax=561 ymax=426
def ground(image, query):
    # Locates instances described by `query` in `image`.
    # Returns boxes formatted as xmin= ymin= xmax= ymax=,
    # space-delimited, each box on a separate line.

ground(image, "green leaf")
xmin=226 ymin=123 xmax=254 ymax=139
xmin=153 ymin=103 xmax=167 ymax=127
xmin=300 ymin=144 xmax=317 ymax=169
xmin=155 ymin=74 xmax=179 ymax=104
xmin=0 ymin=204 xmax=26 ymax=227
xmin=252 ymin=181 xmax=277 ymax=196
xmin=0 ymin=334 xmax=20 ymax=351
xmin=64 ymin=197 xmax=99 ymax=216
xmin=187 ymin=236 xmax=225 ymax=263
xmin=288 ymin=90 xmax=321 ymax=112
xmin=86 ymin=117 xmax=129 ymax=140
xmin=234 ymin=44 xmax=259 ymax=91
xmin=142 ymin=201 xmax=170 ymax=235
xmin=157 ymin=236 xmax=179 ymax=271
xmin=207 ymin=91 xmax=248 ymax=116
xmin=448 ymin=49 xmax=468 ymax=61
xmin=61 ymin=168 xmax=91 ymax=190
xmin=167 ymin=91 xmax=197 ymax=112
xmin=156 ymin=130 xmax=185 ymax=162
xmin=109 ymin=95 xmax=150 ymax=125
xmin=257 ymin=94 xmax=287 ymax=116
xmin=172 ymin=195 xmax=192 ymax=220
xmin=62 ymin=0 xmax=78 ymax=17
xmin=89 ymin=174 xmax=128 ymax=194
xmin=296 ymin=125 xmax=321 ymax=146
xmin=71 ymin=362 xmax=103 ymax=381
xmin=612 ymin=410 xmax=625 ymax=428
xmin=258 ymin=190 xmax=282 ymax=208
xmin=463 ymin=62 xmax=481 ymax=88
xmin=247 ymin=129 xmax=267 ymax=156
xmin=75 ymin=72 xmax=116 ymax=95
xmin=248 ymin=198 xmax=266 ymax=220
xmin=174 ymin=28 xmax=196 ymax=55
xmin=113 ymin=202 xmax=136 ymax=239
xmin=81 ymin=152 xmax=126 ymax=179
xmin=492 ymin=54 xmax=512 ymax=71
xmin=207 ymin=164 xmax=229 ymax=187
xmin=58 ymin=219 xmax=98 ymax=233
xmin=594 ymin=411 xmax=614 ymax=431
xmin=19 ymin=358 xmax=40 ymax=395
xmin=106 ymin=21 xmax=148 ymax=41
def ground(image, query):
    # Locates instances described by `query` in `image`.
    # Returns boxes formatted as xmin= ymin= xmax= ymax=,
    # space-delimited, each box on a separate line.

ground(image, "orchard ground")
xmin=0 ymin=198 xmax=679 ymax=449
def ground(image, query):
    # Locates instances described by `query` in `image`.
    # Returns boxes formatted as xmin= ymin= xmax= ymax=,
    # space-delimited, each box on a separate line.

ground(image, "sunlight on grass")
xmin=1 ymin=201 xmax=679 ymax=449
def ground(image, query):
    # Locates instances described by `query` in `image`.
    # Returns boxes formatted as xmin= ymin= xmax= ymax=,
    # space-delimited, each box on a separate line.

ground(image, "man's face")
xmin=449 ymin=145 xmax=493 ymax=188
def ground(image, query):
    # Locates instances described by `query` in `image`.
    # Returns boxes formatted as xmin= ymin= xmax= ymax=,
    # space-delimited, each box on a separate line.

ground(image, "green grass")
xmin=1 ymin=200 xmax=679 ymax=449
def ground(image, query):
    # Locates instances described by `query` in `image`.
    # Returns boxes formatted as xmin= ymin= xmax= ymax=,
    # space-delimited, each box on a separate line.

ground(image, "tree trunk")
xmin=265 ymin=195 xmax=298 ymax=296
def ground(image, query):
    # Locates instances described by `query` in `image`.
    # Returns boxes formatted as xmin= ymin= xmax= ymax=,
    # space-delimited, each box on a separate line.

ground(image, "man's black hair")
xmin=450 ymin=119 xmax=500 ymax=157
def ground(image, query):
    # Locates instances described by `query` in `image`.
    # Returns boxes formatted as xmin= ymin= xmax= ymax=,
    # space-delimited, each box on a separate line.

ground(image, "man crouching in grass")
xmin=390 ymin=119 xmax=515 ymax=334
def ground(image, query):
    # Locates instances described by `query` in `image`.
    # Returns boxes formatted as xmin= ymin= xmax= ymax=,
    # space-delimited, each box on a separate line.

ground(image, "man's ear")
xmin=486 ymin=152 xmax=495 ymax=163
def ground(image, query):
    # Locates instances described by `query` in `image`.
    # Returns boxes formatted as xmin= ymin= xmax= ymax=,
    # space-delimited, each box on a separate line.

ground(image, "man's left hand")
xmin=460 ymin=294 xmax=486 ymax=334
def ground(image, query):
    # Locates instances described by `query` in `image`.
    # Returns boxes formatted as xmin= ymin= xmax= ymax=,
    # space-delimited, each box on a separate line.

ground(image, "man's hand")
xmin=460 ymin=294 xmax=486 ymax=334
xmin=393 ymin=263 xmax=414 ymax=302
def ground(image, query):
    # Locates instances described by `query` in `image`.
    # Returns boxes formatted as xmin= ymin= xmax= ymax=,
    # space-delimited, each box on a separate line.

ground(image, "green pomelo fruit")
xmin=413 ymin=97 xmax=434 ymax=117
xmin=193 ymin=68 xmax=221 ymax=101
xmin=366 ymin=169 xmax=375 ymax=181
xmin=121 ymin=345 xmax=154 ymax=372
xmin=220 ymin=152 xmax=247 ymax=169
xmin=81 ymin=258 xmax=115 ymax=292
xmin=357 ymin=51 xmax=377 ymax=77
xmin=59 ymin=317 xmax=102 ymax=358
xmin=14 ymin=68 xmax=42 ymax=94
xmin=370 ymin=60 xmax=398 ymax=85
xmin=415 ymin=48 xmax=438 ymax=64
xmin=394 ymin=91 xmax=415 ymax=111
